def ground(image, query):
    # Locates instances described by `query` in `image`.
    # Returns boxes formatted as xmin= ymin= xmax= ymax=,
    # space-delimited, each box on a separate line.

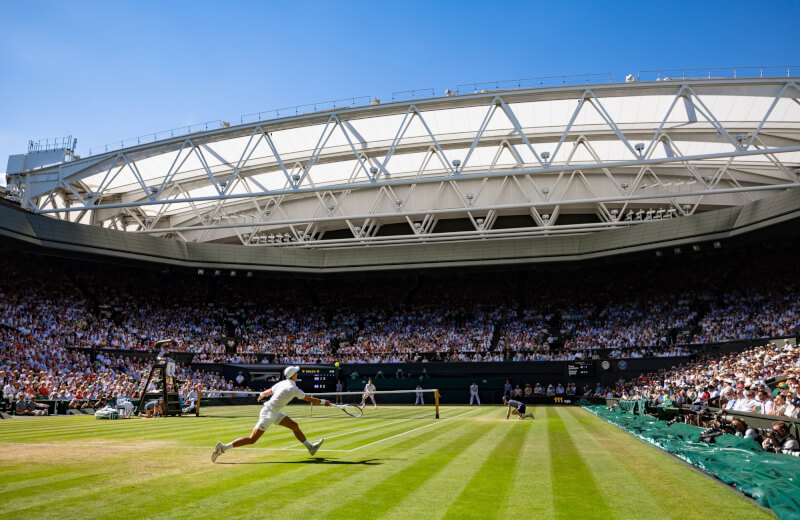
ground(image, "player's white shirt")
xmin=470 ymin=384 xmax=479 ymax=394
xmin=265 ymin=379 xmax=306 ymax=411
xmin=364 ymin=383 xmax=376 ymax=395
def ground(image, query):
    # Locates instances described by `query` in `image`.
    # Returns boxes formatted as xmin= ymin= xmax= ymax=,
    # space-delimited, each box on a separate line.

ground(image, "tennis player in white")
xmin=211 ymin=366 xmax=330 ymax=462
xmin=361 ymin=379 xmax=377 ymax=408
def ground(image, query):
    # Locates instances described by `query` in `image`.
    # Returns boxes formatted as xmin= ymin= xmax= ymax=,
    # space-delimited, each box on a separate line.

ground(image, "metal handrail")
xmin=391 ymin=88 xmax=436 ymax=101
xmin=88 ymin=121 xmax=222 ymax=156
xmin=240 ymin=96 xmax=372 ymax=124
xmin=29 ymin=136 xmax=76 ymax=153
xmin=456 ymin=73 xmax=614 ymax=94
xmin=82 ymin=66 xmax=800 ymax=159
xmin=637 ymin=66 xmax=800 ymax=82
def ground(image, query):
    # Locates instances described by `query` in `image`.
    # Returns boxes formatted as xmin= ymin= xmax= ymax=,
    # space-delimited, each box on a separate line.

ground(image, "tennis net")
xmin=199 ymin=389 xmax=440 ymax=420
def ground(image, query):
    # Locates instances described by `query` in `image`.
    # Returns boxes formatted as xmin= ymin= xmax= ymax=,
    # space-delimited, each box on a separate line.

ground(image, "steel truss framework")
xmin=13 ymin=78 xmax=800 ymax=248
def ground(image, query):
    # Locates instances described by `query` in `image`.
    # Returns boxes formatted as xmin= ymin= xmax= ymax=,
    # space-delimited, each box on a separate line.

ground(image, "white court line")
xmin=347 ymin=408 xmax=482 ymax=452
xmin=1 ymin=442 xmax=377 ymax=455
xmin=0 ymin=443 xmax=284 ymax=451
xmin=3 ymin=409 xmax=484 ymax=455
xmin=278 ymin=418 xmax=409 ymax=450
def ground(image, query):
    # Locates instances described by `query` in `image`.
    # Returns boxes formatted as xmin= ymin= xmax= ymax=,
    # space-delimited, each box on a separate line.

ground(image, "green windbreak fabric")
xmin=617 ymin=399 xmax=648 ymax=415
xmin=583 ymin=404 xmax=800 ymax=520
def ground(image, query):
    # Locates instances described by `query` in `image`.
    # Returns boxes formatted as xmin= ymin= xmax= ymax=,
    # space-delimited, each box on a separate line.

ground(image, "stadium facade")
xmin=4 ymin=74 xmax=800 ymax=272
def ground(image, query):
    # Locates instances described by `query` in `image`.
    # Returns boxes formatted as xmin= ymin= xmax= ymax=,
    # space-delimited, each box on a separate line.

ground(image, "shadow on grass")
xmin=218 ymin=457 xmax=400 ymax=466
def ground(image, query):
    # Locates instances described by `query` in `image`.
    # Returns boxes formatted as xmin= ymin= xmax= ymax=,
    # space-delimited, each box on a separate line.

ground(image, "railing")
xmin=28 ymin=136 xmax=76 ymax=153
xmin=82 ymin=66 xmax=800 ymax=159
xmin=88 ymin=120 xmax=223 ymax=156
xmin=240 ymin=96 xmax=373 ymax=124
xmin=391 ymin=88 xmax=436 ymax=101
xmin=456 ymin=73 xmax=614 ymax=94
xmin=637 ymin=66 xmax=800 ymax=82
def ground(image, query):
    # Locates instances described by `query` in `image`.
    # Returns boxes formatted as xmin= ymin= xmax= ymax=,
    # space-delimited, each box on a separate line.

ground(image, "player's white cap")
xmin=284 ymin=366 xmax=301 ymax=379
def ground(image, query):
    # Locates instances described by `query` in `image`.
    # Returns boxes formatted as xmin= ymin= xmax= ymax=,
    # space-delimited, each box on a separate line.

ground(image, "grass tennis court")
xmin=0 ymin=406 xmax=774 ymax=520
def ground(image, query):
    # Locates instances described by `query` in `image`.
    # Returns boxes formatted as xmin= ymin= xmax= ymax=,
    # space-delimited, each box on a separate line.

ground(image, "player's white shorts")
xmin=255 ymin=406 xmax=287 ymax=431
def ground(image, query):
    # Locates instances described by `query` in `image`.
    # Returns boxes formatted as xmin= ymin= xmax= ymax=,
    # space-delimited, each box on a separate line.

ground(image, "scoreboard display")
xmin=298 ymin=367 xmax=339 ymax=392
xmin=567 ymin=361 xmax=595 ymax=377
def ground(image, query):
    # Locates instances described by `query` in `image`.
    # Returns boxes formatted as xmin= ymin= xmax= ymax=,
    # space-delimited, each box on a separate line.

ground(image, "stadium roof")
xmin=8 ymin=76 xmax=800 ymax=248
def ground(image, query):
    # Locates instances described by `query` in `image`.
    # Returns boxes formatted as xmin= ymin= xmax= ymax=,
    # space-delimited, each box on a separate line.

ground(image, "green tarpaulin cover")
xmin=582 ymin=404 xmax=800 ymax=520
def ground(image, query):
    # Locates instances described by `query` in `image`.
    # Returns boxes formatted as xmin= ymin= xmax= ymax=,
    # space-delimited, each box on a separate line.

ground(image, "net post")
xmin=196 ymin=389 xmax=201 ymax=417
xmin=435 ymin=389 xmax=440 ymax=419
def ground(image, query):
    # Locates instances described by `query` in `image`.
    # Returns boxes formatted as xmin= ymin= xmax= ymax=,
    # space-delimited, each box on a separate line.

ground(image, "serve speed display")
xmin=298 ymin=367 xmax=339 ymax=392
xmin=567 ymin=361 xmax=595 ymax=377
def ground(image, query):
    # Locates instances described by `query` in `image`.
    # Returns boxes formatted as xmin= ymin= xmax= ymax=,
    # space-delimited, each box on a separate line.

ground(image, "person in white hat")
xmin=211 ymin=366 xmax=329 ymax=462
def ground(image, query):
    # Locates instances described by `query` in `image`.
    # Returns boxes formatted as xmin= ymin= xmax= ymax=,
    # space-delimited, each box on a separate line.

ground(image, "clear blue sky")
xmin=1 ymin=0 xmax=799 ymax=180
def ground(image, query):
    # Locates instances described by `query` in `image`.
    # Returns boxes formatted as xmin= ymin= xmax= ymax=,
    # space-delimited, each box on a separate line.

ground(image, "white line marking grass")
xmin=347 ymin=408 xmax=482 ymax=452
xmin=278 ymin=418 xmax=410 ymax=450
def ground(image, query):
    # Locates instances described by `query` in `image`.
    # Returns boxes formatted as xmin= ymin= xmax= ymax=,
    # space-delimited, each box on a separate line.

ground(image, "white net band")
xmin=198 ymin=388 xmax=438 ymax=420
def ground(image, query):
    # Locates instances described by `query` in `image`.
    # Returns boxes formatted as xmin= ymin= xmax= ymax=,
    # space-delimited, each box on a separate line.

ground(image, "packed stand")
xmin=0 ymin=241 xmax=798 ymax=373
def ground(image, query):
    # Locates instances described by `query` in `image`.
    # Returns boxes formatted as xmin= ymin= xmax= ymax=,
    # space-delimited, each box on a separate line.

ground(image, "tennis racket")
xmin=333 ymin=403 xmax=363 ymax=417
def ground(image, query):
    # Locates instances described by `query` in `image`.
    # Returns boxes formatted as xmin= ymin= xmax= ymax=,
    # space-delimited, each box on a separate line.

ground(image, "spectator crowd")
xmin=598 ymin=340 xmax=800 ymax=422
xmin=0 ymin=242 xmax=798 ymax=415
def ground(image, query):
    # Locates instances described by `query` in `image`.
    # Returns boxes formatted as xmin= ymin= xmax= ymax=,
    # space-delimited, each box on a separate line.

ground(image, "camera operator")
xmin=730 ymin=418 xmax=760 ymax=442
xmin=761 ymin=421 xmax=800 ymax=454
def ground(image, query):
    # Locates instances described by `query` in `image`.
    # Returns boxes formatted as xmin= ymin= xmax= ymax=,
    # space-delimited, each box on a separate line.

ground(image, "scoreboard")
xmin=567 ymin=361 xmax=595 ymax=377
xmin=298 ymin=367 xmax=339 ymax=392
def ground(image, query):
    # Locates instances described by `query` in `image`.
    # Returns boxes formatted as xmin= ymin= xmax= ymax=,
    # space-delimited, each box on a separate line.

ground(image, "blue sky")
xmin=1 ymin=1 xmax=799 ymax=180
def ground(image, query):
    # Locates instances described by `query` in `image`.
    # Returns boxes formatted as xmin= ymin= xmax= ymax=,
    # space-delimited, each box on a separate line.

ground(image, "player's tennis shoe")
xmin=211 ymin=441 xmax=224 ymax=463
xmin=308 ymin=439 xmax=324 ymax=456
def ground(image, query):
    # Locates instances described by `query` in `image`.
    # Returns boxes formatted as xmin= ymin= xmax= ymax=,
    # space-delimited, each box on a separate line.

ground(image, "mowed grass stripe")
xmin=0 ymin=472 xmax=114 ymax=507
xmin=565 ymin=407 xmax=776 ymax=520
xmin=0 ymin=406 xmax=453 ymax=439
xmin=499 ymin=406 xmax=555 ymax=519
xmin=0 ymin=418 xmax=215 ymax=440
xmin=380 ymin=421 xmax=507 ymax=520
xmin=548 ymin=407 xmax=613 ymax=520
xmin=320 ymin=423 xmax=496 ymax=519
xmin=4 ymin=446 xmax=302 ymax=520
xmin=556 ymin=407 xmax=669 ymax=520
xmin=441 ymin=419 xmax=528 ymax=520
xmin=291 ymin=418 xmax=447 ymax=451
xmin=0 ymin=456 xmax=202 ymax=517
xmin=154 ymin=415 xmax=472 ymax=519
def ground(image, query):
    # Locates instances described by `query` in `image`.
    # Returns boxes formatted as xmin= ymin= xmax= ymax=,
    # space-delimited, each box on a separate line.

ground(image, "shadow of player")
xmin=217 ymin=457 xmax=399 ymax=466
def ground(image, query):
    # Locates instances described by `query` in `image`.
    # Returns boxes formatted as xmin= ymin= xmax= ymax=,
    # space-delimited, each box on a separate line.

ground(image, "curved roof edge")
xmin=1 ymin=189 xmax=799 ymax=273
